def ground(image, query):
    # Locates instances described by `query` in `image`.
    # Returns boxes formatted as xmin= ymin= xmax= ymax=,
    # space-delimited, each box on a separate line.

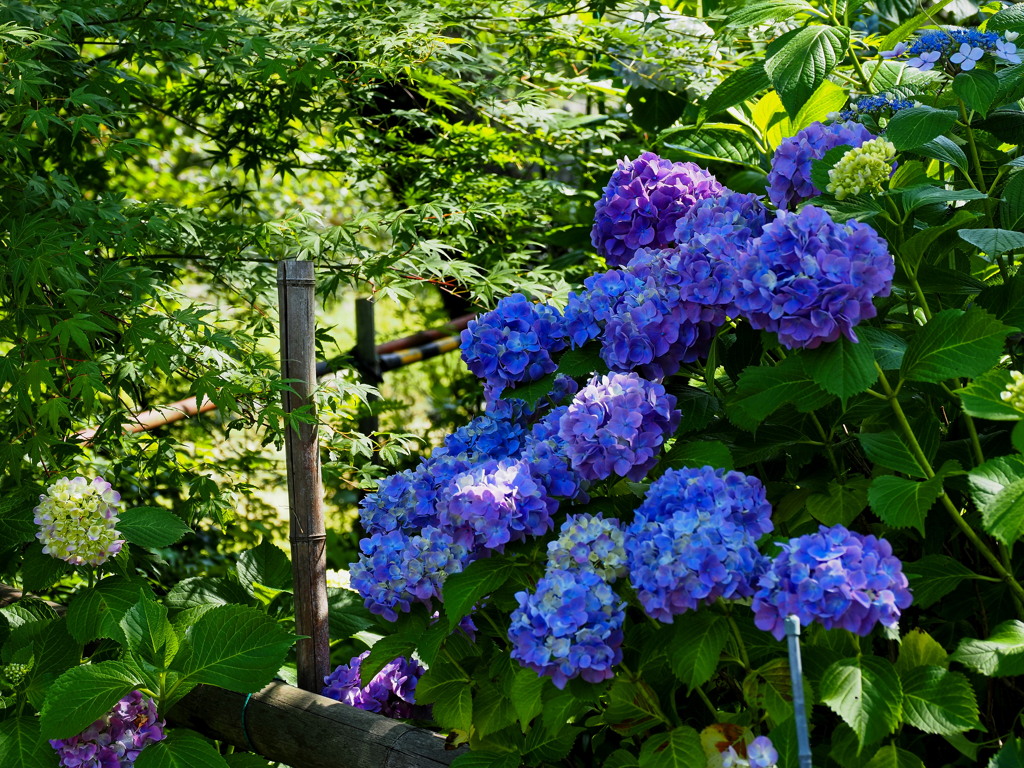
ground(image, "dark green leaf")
xmin=990 ymin=740 xmax=1024 ymax=768
xmin=901 ymin=665 xmax=980 ymax=734
xmin=886 ymin=106 xmax=959 ymax=151
xmin=134 ymin=730 xmax=230 ymax=768
xmin=954 ymin=70 xmax=999 ymax=117
xmin=988 ymin=3 xmax=1024 ymax=32
xmin=666 ymin=611 xmax=729 ymax=692
xmin=23 ymin=619 xmax=82 ymax=710
xmin=663 ymin=440 xmax=733 ymax=472
xmin=895 ymin=628 xmax=948 ymax=676
xmin=726 ymin=0 xmax=816 ymax=27
xmin=21 ymin=543 xmax=71 ymax=592
xmin=877 ymin=0 xmax=957 ymax=50
xmin=901 ymin=307 xmax=1012 ymax=383
xmin=165 ymin=577 xmax=256 ymax=610
xmin=863 ymin=744 xmax=926 ymax=768
xmin=237 ymin=541 xmax=292 ymax=593
xmin=729 ymin=357 xmax=832 ymax=430
xmin=627 ymin=88 xmax=687 ymax=133
xmin=327 ymin=587 xmax=375 ymax=640
xmin=820 ymin=656 xmax=902 ymax=750
xmin=0 ymin=717 xmax=58 ymax=768
xmin=744 ymin=658 xmax=803 ymax=724
xmin=857 ymin=431 xmax=928 ymax=478
xmin=510 ymin=667 xmax=547 ymax=728
xmin=449 ymin=752 xmax=521 ymax=768
xmin=913 ymin=136 xmax=969 ymax=173
xmin=443 ymin=557 xmax=514 ymax=631
xmin=960 ymin=228 xmax=1024 ymax=257
xmin=858 ymin=328 xmax=905 ymax=371
xmin=903 ymin=555 xmax=989 ymax=609
xmin=664 ymin=125 xmax=761 ymax=169
xmin=952 ymin=620 xmax=1024 ymax=677
xmin=39 ymin=661 xmax=141 ymax=740
xmin=699 ymin=63 xmax=770 ymax=121
xmin=1001 ymin=172 xmax=1024 ymax=231
xmin=978 ymin=109 xmax=1024 ymax=144
xmin=807 ymin=479 xmax=870 ymax=527
xmin=638 ymin=726 xmax=703 ymax=768
xmin=557 ymin=346 xmax=608 ymax=379
xmin=801 ymin=336 xmax=877 ymax=402
xmin=118 ymin=507 xmax=191 ymax=549
xmin=959 ymin=369 xmax=1023 ymax=421
xmin=899 ymin=209 xmax=979 ymax=273
xmin=66 ymin=576 xmax=151 ymax=644
xmin=120 ymin=598 xmax=178 ymax=668
xmin=867 ymin=462 xmax=956 ymax=535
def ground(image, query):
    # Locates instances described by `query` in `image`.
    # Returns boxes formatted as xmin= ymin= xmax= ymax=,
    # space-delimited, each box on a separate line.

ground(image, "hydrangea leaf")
xmin=38 ymin=661 xmax=141 ymax=740
xmin=237 ymin=540 xmax=292 ymax=594
xmin=988 ymin=3 xmax=1024 ymax=32
xmin=914 ymin=135 xmax=969 ymax=173
xmin=863 ymin=744 xmax=926 ymax=768
xmin=698 ymin=62 xmax=770 ymax=122
xmin=960 ymin=228 xmax=1024 ymax=258
xmin=743 ymin=658 xmax=808 ymax=725
xmin=886 ymin=106 xmax=959 ymax=150
xmin=359 ymin=621 xmax=425 ymax=687
xmin=977 ymin=276 xmax=1024 ymax=328
xmin=902 ymin=555 xmax=990 ymax=609
xmin=134 ymin=730 xmax=230 ymax=768
xmin=857 ymin=328 xmax=906 ymax=371
xmin=1000 ymin=171 xmax=1024 ymax=231
xmin=505 ymin=373 xmax=557 ymax=409
xmin=603 ymin=679 xmax=668 ymax=736
xmin=729 ymin=357 xmax=832 ymax=430
xmin=877 ymin=0 xmax=957 ymax=50
xmin=954 ymin=70 xmax=999 ymax=117
xmin=326 ymin=587 xmax=375 ymax=642
xmin=423 ymin=678 xmax=473 ymax=733
xmin=665 ymin=611 xmax=730 ymax=692
xmin=556 ymin=346 xmax=608 ymax=379
xmin=449 ymin=752 xmax=521 ymax=768
xmin=952 ymin=620 xmax=1024 ymax=677
xmin=725 ymin=0 xmax=816 ymax=28
xmin=638 ymin=726 xmax=703 ymax=768
xmin=901 ymin=665 xmax=980 ymax=734
xmin=957 ymin=369 xmax=1023 ymax=421
xmin=969 ymin=455 xmax=1024 ymax=543
xmin=604 ymin=749 xmax=642 ymax=768
xmin=168 ymin=604 xmax=294 ymax=692
xmin=900 ymin=209 xmax=980 ymax=274
xmin=473 ymin=682 xmax=518 ymax=739
xmin=164 ymin=576 xmax=257 ymax=610
xmin=21 ymin=542 xmax=71 ymax=592
xmin=66 ymin=576 xmax=152 ymax=645
xmin=670 ymin=386 xmax=720 ymax=434
xmin=989 ymin=739 xmax=1024 ymax=768
xmin=901 ymin=307 xmax=1012 ymax=384
xmin=801 ymin=335 xmax=877 ymax=403
xmin=117 ymin=507 xmax=191 ymax=549
xmin=524 ymin=720 xmax=581 ymax=763
xmin=663 ymin=440 xmax=733 ymax=473
xmin=0 ymin=717 xmax=57 ymax=768
xmin=820 ymin=656 xmax=902 ymax=750
xmin=807 ymin=478 xmax=870 ymax=527
xmin=510 ymin=668 xmax=546 ymax=730
xmin=867 ymin=461 xmax=958 ymax=535
xmin=857 ymin=431 xmax=928 ymax=478
xmin=764 ymin=26 xmax=850 ymax=118
xmin=120 ymin=597 xmax=178 ymax=668
xmin=23 ymin=619 xmax=82 ymax=711
xmin=626 ymin=87 xmax=687 ymax=133
xmin=443 ymin=557 xmax=514 ymax=631
xmin=0 ymin=485 xmax=47 ymax=545
xmin=895 ymin=629 xmax=949 ymax=677
xmin=663 ymin=125 xmax=762 ymax=170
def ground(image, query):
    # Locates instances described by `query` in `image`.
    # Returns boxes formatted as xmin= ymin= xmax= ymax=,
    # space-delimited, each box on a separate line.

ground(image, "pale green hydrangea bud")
xmin=1001 ymin=370 xmax=1024 ymax=411
xmin=826 ymin=137 xmax=897 ymax=200
xmin=33 ymin=476 xmax=124 ymax=566
xmin=546 ymin=513 xmax=627 ymax=582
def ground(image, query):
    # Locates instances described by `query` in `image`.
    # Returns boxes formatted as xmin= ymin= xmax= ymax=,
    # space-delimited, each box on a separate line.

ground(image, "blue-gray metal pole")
xmin=784 ymin=615 xmax=813 ymax=768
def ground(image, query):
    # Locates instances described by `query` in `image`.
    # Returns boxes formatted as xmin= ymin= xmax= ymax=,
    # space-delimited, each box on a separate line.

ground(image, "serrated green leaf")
xmin=867 ymin=465 xmax=952 ymax=535
xmin=969 ymin=454 xmax=1024 ymax=543
xmin=901 ymin=307 xmax=1012 ymax=384
xmin=729 ymin=357 xmax=832 ymax=429
xmin=663 ymin=440 xmax=733 ymax=472
xmin=511 ymin=667 xmax=546 ymax=729
xmin=638 ymin=726 xmax=703 ymax=768
xmin=914 ymin=135 xmax=969 ymax=173
xmin=21 ymin=543 xmax=71 ymax=592
xmin=666 ymin=611 xmax=729 ymax=692
xmin=960 ymin=228 xmax=1024 ymax=257
xmin=169 ymin=604 xmax=294 ymax=692
xmin=858 ymin=328 xmax=906 ymax=370
xmin=806 ymin=478 xmax=870 ymax=528
xmin=903 ymin=555 xmax=989 ymax=609
xmin=958 ymin=369 xmax=1023 ymax=421
xmin=954 ymin=70 xmax=999 ymax=117
xmin=764 ymin=26 xmax=850 ymax=118
xmin=863 ymin=744 xmax=926 ymax=768
xmin=557 ymin=346 xmax=607 ymax=379
xmin=627 ymin=87 xmax=687 ymax=133
xmin=443 ymin=557 xmax=513 ymax=631
xmin=134 ymin=730 xmax=230 ymax=768
xmin=326 ymin=587 xmax=374 ymax=640
xmin=0 ymin=717 xmax=58 ymax=768
xmin=23 ymin=619 xmax=82 ymax=710
xmin=810 ymin=146 xmax=854 ymax=196
xmin=39 ymin=661 xmax=141 ymax=740
xmin=899 ymin=209 xmax=979 ymax=274
xmin=664 ymin=125 xmax=761 ymax=169
xmin=901 ymin=665 xmax=980 ymax=734
xmin=165 ymin=577 xmax=256 ymax=610
xmin=699 ymin=63 xmax=770 ymax=121
xmin=886 ymin=106 xmax=958 ymax=150
xmin=802 ymin=336 xmax=877 ymax=402
xmin=857 ymin=431 xmax=927 ymax=478
xmin=988 ymin=2 xmax=1024 ymax=32
xmin=989 ymin=739 xmax=1024 ymax=768
xmin=672 ymin=386 xmax=720 ymax=434
xmin=896 ymin=628 xmax=949 ymax=676
xmin=430 ymin=680 xmax=474 ymax=732
xmin=66 ymin=576 xmax=151 ymax=644
xmin=237 ymin=541 xmax=292 ymax=593
xmin=953 ymin=620 xmax=1024 ymax=677
xmin=118 ymin=507 xmax=191 ymax=549
xmin=120 ymin=598 xmax=178 ymax=667
xmin=473 ymin=683 xmax=517 ymax=738
xmin=506 ymin=373 xmax=557 ymax=409
xmin=359 ymin=628 xmax=424 ymax=686
xmin=820 ymin=656 xmax=902 ymax=750
xmin=1001 ymin=173 xmax=1024 ymax=231
xmin=525 ymin=720 xmax=581 ymax=762
xmin=726 ymin=0 xmax=816 ymax=27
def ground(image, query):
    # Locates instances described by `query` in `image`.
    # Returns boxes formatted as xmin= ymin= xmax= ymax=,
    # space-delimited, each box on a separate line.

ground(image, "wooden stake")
xmin=355 ymin=297 xmax=381 ymax=436
xmin=278 ymin=260 xmax=331 ymax=693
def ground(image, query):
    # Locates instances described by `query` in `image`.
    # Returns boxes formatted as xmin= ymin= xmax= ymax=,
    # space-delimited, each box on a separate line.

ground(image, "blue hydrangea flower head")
xmin=733 ymin=205 xmax=894 ymax=349
xmin=558 ymin=372 xmax=680 ymax=482
xmin=563 ymin=270 xmax=643 ymax=348
xmin=547 ymin=513 xmax=627 ymax=581
xmin=508 ymin=567 xmax=625 ymax=688
xmin=752 ymin=524 xmax=913 ymax=639
xmin=626 ymin=466 xmax=773 ymax=621
xmin=322 ymin=651 xmax=429 ymax=719
xmin=838 ymin=93 xmax=914 ymax=122
xmin=523 ymin=426 xmax=588 ymax=500
xmin=49 ymin=691 xmax=165 ymax=768
xmin=591 ymin=152 xmax=725 ymax=266
xmin=460 ymin=294 xmax=568 ymax=399
xmin=672 ymin=192 xmax=771 ymax=258
xmin=767 ymin=121 xmax=876 ymax=210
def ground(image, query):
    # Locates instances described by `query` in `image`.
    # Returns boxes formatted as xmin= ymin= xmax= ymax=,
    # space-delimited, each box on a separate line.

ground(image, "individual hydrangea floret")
xmin=733 ymin=205 xmax=894 ymax=349
xmin=724 ymin=736 xmax=780 ymax=768
xmin=626 ymin=466 xmax=773 ymax=622
xmin=558 ymin=372 xmax=680 ymax=482
xmin=508 ymin=568 xmax=625 ymax=689
xmin=752 ymin=524 xmax=913 ymax=640
xmin=547 ymin=513 xmax=628 ymax=581
xmin=826 ymin=138 xmax=897 ymax=200
xmin=591 ymin=152 xmax=724 ymax=266
xmin=460 ymin=294 xmax=567 ymax=399
xmin=1001 ymin=370 xmax=1024 ymax=410
xmin=34 ymin=476 xmax=125 ymax=567
xmin=767 ymin=121 xmax=876 ymax=210
xmin=322 ymin=651 xmax=429 ymax=719
xmin=440 ymin=458 xmax=555 ymax=553
xmin=50 ymin=690 xmax=165 ymax=768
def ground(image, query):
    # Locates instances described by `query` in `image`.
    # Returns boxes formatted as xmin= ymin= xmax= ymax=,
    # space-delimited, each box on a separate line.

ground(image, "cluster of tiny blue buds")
xmin=882 ymin=28 xmax=1019 ymax=70
xmin=838 ymin=93 xmax=914 ymax=121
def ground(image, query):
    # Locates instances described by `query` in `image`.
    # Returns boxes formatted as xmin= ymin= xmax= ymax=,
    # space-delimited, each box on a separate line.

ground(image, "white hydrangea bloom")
xmin=33 ymin=476 xmax=124 ymax=566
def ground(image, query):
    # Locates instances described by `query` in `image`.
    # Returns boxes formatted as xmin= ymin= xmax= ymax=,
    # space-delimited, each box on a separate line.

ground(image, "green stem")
xmin=874 ymin=364 xmax=1024 ymax=614
xmin=963 ymin=412 xmax=985 ymax=467
xmin=808 ymin=411 xmax=841 ymax=476
xmin=725 ymin=611 xmax=751 ymax=672
xmin=695 ymin=686 xmax=719 ymax=719
xmin=848 ymin=47 xmax=874 ymax=94
xmin=959 ymin=100 xmax=987 ymax=191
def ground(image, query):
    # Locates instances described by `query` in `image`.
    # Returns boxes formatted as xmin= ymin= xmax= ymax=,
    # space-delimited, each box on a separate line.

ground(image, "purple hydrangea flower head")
xmin=752 ymin=524 xmax=913 ymax=640
xmin=591 ymin=152 xmax=725 ymax=266
xmin=767 ymin=121 xmax=876 ymax=210
xmin=440 ymin=458 xmax=556 ymax=553
xmin=547 ymin=513 xmax=628 ymax=581
xmin=733 ymin=205 xmax=894 ymax=349
xmin=433 ymin=401 xmax=530 ymax=464
xmin=523 ymin=429 xmax=588 ymax=500
xmin=563 ymin=270 xmax=642 ymax=348
xmin=349 ymin=526 xmax=470 ymax=621
xmin=626 ymin=466 xmax=773 ymax=622
xmin=460 ymin=294 xmax=568 ymax=399
xmin=672 ymin=192 xmax=771 ymax=259
xmin=322 ymin=651 xmax=429 ymax=719
xmin=50 ymin=690 xmax=165 ymax=768
xmin=629 ymin=246 xmax=740 ymax=310
xmin=508 ymin=568 xmax=625 ymax=688
xmin=558 ymin=372 xmax=680 ymax=482
xmin=34 ymin=476 xmax=125 ymax=567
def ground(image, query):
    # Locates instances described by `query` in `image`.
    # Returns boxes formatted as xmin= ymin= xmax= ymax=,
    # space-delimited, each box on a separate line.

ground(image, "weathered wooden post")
xmin=278 ymin=260 xmax=331 ymax=693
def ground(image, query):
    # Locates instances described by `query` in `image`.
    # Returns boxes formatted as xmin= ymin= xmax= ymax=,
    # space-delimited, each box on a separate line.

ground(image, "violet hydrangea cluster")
xmin=626 ymin=467 xmax=773 ymax=622
xmin=34 ymin=476 xmax=125 ymax=567
xmin=752 ymin=524 xmax=913 ymax=640
xmin=732 ymin=205 xmax=894 ymax=349
xmin=50 ymin=690 xmax=165 ymax=768
xmin=322 ymin=650 xmax=429 ymax=719
xmin=766 ymin=121 xmax=876 ymax=210
xmin=459 ymin=293 xmax=567 ymax=399
xmin=591 ymin=152 xmax=724 ymax=266
xmin=558 ymin=372 xmax=680 ymax=482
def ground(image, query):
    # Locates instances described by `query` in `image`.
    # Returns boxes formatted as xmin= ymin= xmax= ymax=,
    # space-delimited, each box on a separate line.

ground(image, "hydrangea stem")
xmin=875 ymin=363 xmax=1024 ymax=614
xmin=725 ymin=611 xmax=751 ymax=672
xmin=959 ymin=100 xmax=987 ymax=191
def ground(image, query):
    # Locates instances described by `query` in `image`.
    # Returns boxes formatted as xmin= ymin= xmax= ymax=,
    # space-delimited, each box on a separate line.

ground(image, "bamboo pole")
xmin=277 ymin=260 xmax=331 ymax=693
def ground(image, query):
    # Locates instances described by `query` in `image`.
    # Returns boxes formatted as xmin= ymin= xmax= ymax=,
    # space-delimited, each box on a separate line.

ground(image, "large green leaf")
xmin=744 ymin=658 xmax=802 ymax=724
xmin=954 ymin=70 xmax=999 ymax=117
xmin=901 ymin=665 xmax=980 ymax=735
xmin=729 ymin=357 xmax=832 ymax=429
xmin=903 ymin=555 xmax=990 ymax=609
xmin=895 ymin=628 xmax=948 ymax=676
xmin=417 ymin=677 xmax=473 ymax=732
xmin=237 ymin=540 xmax=292 ymax=593
xmin=66 ymin=576 xmax=151 ymax=644
xmin=665 ymin=610 xmax=729 ymax=692
xmin=969 ymin=455 xmax=1024 ymax=544
xmin=164 ymin=576 xmax=256 ymax=610
xmin=857 ymin=431 xmax=928 ymax=478
xmin=764 ymin=26 xmax=850 ymax=118
xmin=20 ymin=543 xmax=71 ymax=592
xmin=960 ymin=228 xmax=1024 ymax=257
xmin=913 ymin=136 xmax=969 ymax=174
xmin=867 ymin=463 xmax=956 ymax=535
xmin=326 ymin=587 xmax=375 ymax=640
xmin=900 ymin=307 xmax=1012 ymax=384
xmin=858 ymin=328 xmax=906 ymax=371
xmin=886 ymin=106 xmax=958 ymax=150
xmin=23 ymin=619 xmax=82 ymax=710
xmin=120 ymin=597 xmax=179 ymax=668
xmin=510 ymin=667 xmax=547 ymax=729
xmin=638 ymin=726 xmax=703 ymax=768
xmin=663 ymin=440 xmax=733 ymax=473
xmin=958 ymin=369 xmax=1024 ymax=421
xmin=990 ymin=739 xmax=1024 ymax=768
xmin=820 ymin=656 xmax=902 ymax=749
xmin=952 ymin=620 xmax=1024 ymax=677
xmin=806 ymin=479 xmax=870 ymax=527
xmin=169 ymin=604 xmax=294 ymax=691
xmin=134 ymin=730 xmax=230 ymax=768
xmin=117 ymin=507 xmax=191 ymax=549
xmin=39 ymin=661 xmax=142 ymax=740
xmin=726 ymin=0 xmax=816 ymax=27
xmin=801 ymin=336 xmax=877 ymax=403
xmin=663 ymin=125 xmax=761 ymax=169
xmin=627 ymin=88 xmax=687 ymax=133
xmin=863 ymin=744 xmax=926 ymax=768
xmin=443 ymin=557 xmax=514 ymax=631
xmin=449 ymin=753 xmax=521 ymax=768
xmin=699 ymin=63 xmax=770 ymax=121
xmin=988 ymin=2 xmax=1024 ymax=32
xmin=0 ymin=717 xmax=58 ymax=768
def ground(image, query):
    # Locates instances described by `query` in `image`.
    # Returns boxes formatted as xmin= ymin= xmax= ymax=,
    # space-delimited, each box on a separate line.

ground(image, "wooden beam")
xmin=168 ymin=682 xmax=466 ymax=768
